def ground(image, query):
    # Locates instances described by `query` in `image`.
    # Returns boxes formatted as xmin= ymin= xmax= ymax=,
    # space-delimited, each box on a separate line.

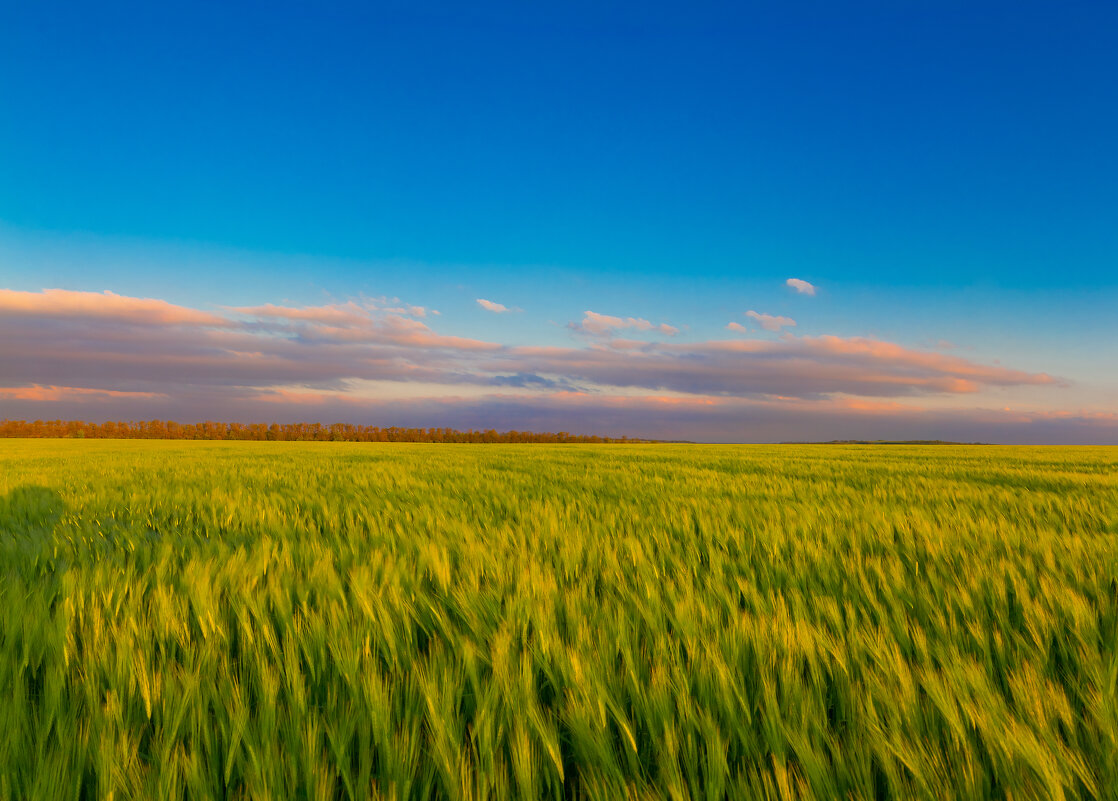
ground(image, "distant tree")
xmin=0 ymin=419 xmax=653 ymax=444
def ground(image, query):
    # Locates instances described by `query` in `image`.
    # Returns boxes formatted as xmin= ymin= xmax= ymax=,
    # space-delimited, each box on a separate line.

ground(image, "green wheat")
xmin=0 ymin=440 xmax=1116 ymax=799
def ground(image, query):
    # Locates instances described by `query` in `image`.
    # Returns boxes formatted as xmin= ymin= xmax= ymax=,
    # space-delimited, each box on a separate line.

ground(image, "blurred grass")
xmin=0 ymin=440 xmax=1116 ymax=799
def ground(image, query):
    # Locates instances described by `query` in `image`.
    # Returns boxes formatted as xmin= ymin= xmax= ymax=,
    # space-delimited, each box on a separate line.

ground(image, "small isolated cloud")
xmin=746 ymin=310 xmax=797 ymax=332
xmin=477 ymin=298 xmax=510 ymax=313
xmin=571 ymin=310 xmax=679 ymax=338
xmin=786 ymin=278 xmax=816 ymax=296
xmin=726 ymin=322 xmax=748 ymax=333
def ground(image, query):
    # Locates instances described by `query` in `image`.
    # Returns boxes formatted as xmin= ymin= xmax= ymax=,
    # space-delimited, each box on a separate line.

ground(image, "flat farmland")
xmin=1 ymin=441 xmax=1116 ymax=800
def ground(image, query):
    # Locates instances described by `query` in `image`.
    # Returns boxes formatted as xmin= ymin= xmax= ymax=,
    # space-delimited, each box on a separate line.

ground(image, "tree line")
xmin=0 ymin=419 xmax=650 ymax=443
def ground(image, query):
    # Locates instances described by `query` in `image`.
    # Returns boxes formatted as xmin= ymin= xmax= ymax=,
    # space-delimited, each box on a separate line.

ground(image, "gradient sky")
xmin=2 ymin=1 xmax=1116 ymax=442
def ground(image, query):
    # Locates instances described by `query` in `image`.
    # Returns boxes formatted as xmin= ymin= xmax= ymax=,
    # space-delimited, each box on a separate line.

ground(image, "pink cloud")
xmin=477 ymin=298 xmax=510 ymax=313
xmin=500 ymin=335 xmax=1058 ymax=399
xmin=230 ymin=301 xmax=374 ymax=325
xmin=1 ymin=286 xmax=1090 ymax=442
xmin=796 ymin=335 xmax=1061 ymax=385
xmin=1 ymin=383 xmax=1112 ymax=444
xmin=745 ymin=310 xmax=796 ymax=332
xmin=786 ymin=278 xmax=816 ymax=295
xmin=572 ymin=310 xmax=679 ymax=337
xmin=249 ymin=387 xmax=375 ymax=406
xmin=0 ymin=384 xmax=168 ymax=401
xmin=384 ymin=305 xmax=429 ymax=318
xmin=300 ymin=314 xmax=501 ymax=351
xmin=0 ymin=288 xmax=228 ymax=326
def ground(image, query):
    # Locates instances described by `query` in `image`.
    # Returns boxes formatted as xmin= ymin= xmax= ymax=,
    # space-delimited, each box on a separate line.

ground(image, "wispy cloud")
xmin=786 ymin=278 xmax=816 ymax=295
xmin=230 ymin=301 xmax=376 ymax=325
xmin=726 ymin=322 xmax=748 ymax=333
xmin=476 ymin=298 xmax=510 ymax=313
xmin=0 ymin=385 xmax=168 ymax=401
xmin=499 ymin=336 xmax=1058 ymax=399
xmin=383 ymin=304 xmax=430 ymax=318
xmin=745 ymin=310 xmax=796 ymax=332
xmin=569 ymin=310 xmax=679 ymax=338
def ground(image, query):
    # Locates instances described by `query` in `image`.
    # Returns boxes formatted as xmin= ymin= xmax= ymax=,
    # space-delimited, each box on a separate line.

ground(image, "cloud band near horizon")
xmin=1 ymin=287 xmax=1109 ymax=443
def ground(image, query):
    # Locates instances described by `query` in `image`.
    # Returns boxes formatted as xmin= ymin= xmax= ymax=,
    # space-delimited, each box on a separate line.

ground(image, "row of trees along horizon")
xmin=0 ymin=419 xmax=651 ymax=443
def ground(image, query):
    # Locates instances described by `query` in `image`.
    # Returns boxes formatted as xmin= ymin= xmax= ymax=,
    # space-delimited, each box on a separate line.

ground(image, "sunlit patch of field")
xmin=1 ymin=441 xmax=1116 ymax=799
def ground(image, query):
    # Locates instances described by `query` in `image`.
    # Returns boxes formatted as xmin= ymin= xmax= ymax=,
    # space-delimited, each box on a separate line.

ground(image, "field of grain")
xmin=1 ymin=441 xmax=1116 ymax=799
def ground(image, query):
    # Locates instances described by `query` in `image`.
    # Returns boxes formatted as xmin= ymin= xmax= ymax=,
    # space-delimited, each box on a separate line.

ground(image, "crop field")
xmin=1 ymin=440 xmax=1116 ymax=800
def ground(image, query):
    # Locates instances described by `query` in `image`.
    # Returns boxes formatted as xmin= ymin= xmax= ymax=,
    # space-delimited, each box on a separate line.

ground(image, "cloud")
xmin=745 ymin=310 xmax=796 ymax=332
xmin=0 ymin=288 xmax=228 ymax=326
xmin=230 ymin=301 xmax=375 ymax=325
xmin=726 ymin=322 xmax=748 ymax=333
xmin=476 ymin=298 xmax=509 ymax=313
xmin=0 ymin=288 xmax=1056 ymax=402
xmin=3 ymin=388 xmax=1110 ymax=444
xmin=494 ymin=336 xmax=1058 ymax=400
xmin=0 ymin=286 xmax=1088 ymax=442
xmin=231 ymin=300 xmax=498 ymax=351
xmin=0 ymin=289 xmax=503 ymax=404
xmin=786 ymin=278 xmax=816 ymax=295
xmin=570 ymin=310 xmax=679 ymax=337
xmin=0 ymin=385 xmax=168 ymax=401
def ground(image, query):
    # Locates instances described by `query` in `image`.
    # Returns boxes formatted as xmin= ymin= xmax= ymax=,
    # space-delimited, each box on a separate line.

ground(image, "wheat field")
xmin=1 ymin=440 xmax=1116 ymax=799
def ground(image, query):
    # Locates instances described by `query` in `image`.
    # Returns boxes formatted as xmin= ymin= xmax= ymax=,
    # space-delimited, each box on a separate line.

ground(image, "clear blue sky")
xmin=1 ymin=1 xmax=1115 ymax=441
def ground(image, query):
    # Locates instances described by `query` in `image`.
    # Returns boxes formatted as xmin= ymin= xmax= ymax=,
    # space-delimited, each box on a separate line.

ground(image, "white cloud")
xmin=477 ymin=298 xmax=509 ymax=313
xmin=786 ymin=278 xmax=816 ymax=296
xmin=746 ymin=310 xmax=797 ymax=332
xmin=726 ymin=322 xmax=748 ymax=333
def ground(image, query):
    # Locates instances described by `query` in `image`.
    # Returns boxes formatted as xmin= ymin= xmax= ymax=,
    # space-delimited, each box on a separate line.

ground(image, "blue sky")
xmin=1 ymin=1 xmax=1115 ymax=441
